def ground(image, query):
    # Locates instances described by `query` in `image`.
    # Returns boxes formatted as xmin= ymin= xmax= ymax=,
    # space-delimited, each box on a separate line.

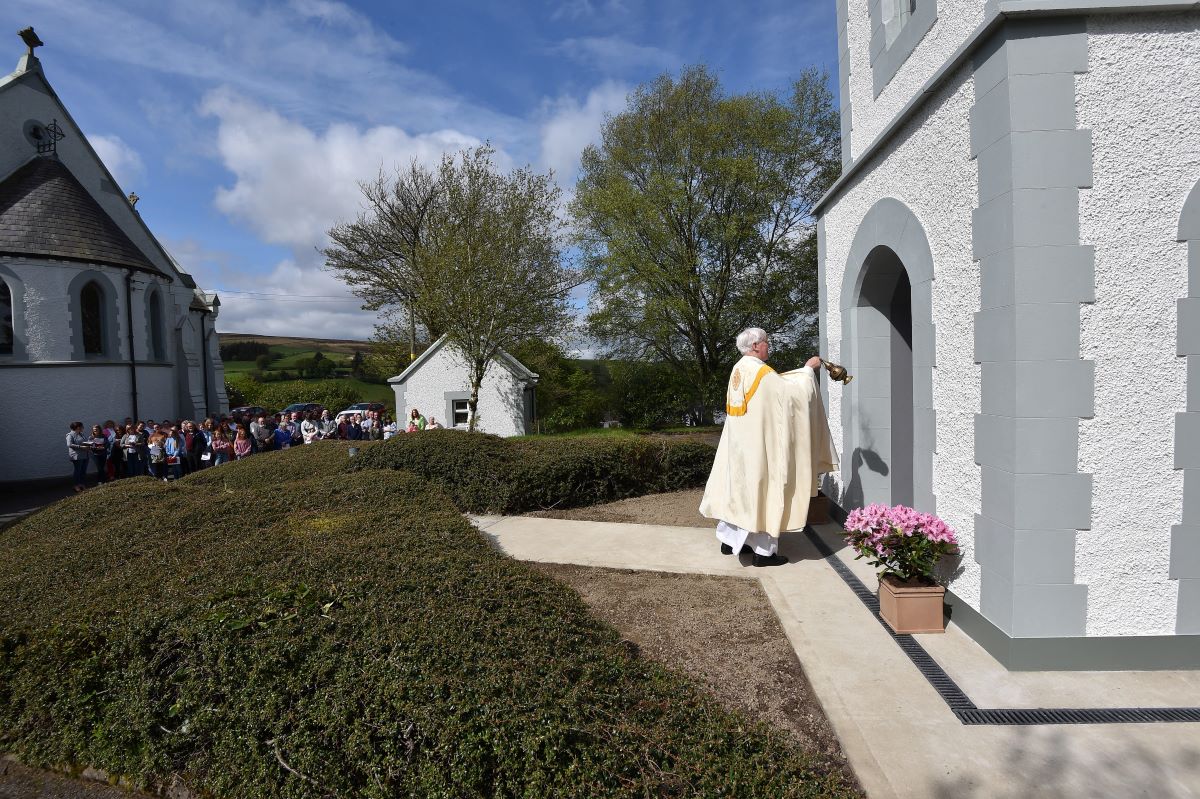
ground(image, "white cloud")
xmin=201 ymin=88 xmax=486 ymax=250
xmin=538 ymin=81 xmax=630 ymax=187
xmin=89 ymin=133 xmax=145 ymax=190
xmin=191 ymin=89 xmax=525 ymax=339
xmin=555 ymin=36 xmax=676 ymax=72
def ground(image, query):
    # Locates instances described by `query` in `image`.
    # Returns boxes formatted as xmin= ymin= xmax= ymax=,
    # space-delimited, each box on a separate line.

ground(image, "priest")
xmin=699 ymin=327 xmax=839 ymax=567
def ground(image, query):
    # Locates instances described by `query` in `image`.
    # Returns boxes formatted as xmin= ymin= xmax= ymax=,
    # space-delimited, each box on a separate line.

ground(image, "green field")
xmin=219 ymin=334 xmax=393 ymax=408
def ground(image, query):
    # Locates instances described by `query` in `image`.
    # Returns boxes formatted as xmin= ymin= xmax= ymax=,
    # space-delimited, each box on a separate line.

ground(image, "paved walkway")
xmin=472 ymin=514 xmax=1200 ymax=799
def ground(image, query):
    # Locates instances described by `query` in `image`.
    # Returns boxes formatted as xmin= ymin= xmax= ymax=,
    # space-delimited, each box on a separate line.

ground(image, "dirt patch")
xmin=0 ymin=759 xmax=155 ymax=799
xmin=527 ymin=487 xmax=710 ymax=528
xmin=532 ymin=563 xmax=858 ymax=788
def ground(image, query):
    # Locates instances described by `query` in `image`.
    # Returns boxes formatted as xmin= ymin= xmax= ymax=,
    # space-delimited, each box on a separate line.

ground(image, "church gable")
xmin=0 ymin=155 xmax=166 ymax=277
xmin=0 ymin=41 xmax=192 ymax=286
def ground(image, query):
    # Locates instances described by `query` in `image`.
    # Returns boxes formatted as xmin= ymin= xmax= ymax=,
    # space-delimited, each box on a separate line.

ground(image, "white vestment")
xmin=699 ymin=356 xmax=839 ymax=552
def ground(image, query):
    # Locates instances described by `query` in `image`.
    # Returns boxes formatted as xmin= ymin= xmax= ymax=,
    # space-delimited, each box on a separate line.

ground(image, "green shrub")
xmin=181 ymin=440 xmax=375 ymax=488
xmin=227 ymin=377 xmax=362 ymax=412
xmin=0 ymin=469 xmax=853 ymax=798
xmin=348 ymin=430 xmax=715 ymax=513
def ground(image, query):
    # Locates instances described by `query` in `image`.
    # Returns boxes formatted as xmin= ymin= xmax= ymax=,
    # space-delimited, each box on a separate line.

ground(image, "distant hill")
xmin=217 ymin=333 xmax=369 ymax=356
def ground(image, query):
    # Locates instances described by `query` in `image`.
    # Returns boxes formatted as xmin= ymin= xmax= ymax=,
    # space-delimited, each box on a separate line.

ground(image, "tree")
xmin=325 ymin=161 xmax=440 ymax=359
xmin=326 ymin=146 xmax=580 ymax=431
xmin=571 ymin=66 xmax=841 ymax=422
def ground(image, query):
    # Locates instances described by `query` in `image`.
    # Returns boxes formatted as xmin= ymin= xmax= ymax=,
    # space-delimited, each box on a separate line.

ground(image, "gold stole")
xmin=725 ymin=363 xmax=774 ymax=417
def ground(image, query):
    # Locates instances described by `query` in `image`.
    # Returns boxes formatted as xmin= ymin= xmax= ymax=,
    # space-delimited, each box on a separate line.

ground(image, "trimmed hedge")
xmin=347 ymin=430 xmax=716 ymax=513
xmin=181 ymin=440 xmax=376 ymax=487
xmin=0 ymin=470 xmax=855 ymax=798
xmin=226 ymin=377 xmax=361 ymax=413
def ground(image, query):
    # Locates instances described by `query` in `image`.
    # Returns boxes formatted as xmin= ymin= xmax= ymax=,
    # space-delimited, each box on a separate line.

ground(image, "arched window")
xmin=81 ymin=281 xmax=104 ymax=355
xmin=148 ymin=289 xmax=165 ymax=361
xmin=0 ymin=281 xmax=12 ymax=355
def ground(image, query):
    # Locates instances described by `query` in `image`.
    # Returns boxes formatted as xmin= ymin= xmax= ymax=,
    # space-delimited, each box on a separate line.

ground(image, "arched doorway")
xmin=838 ymin=198 xmax=936 ymax=513
xmin=855 ymin=245 xmax=914 ymax=507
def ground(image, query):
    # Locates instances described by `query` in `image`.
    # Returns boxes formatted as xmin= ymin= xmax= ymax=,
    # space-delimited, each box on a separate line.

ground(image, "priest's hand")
xmin=805 ymin=356 xmax=822 ymax=369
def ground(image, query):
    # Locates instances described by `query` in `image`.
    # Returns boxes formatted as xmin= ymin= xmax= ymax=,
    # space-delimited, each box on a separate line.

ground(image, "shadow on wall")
xmin=838 ymin=447 xmax=890 ymax=511
xmin=932 ymin=728 xmax=1200 ymax=799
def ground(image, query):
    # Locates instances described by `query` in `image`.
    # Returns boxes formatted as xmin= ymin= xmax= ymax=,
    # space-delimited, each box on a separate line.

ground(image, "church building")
xmin=816 ymin=1 xmax=1199 ymax=667
xmin=0 ymin=30 xmax=226 ymax=484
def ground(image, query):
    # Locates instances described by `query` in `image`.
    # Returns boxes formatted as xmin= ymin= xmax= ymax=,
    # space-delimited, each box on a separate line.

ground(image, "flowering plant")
xmin=842 ymin=503 xmax=958 ymax=584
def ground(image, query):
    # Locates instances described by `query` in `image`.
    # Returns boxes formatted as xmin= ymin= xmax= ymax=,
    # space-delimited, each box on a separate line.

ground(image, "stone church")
xmin=817 ymin=1 xmax=1199 ymax=667
xmin=0 ymin=31 xmax=226 ymax=484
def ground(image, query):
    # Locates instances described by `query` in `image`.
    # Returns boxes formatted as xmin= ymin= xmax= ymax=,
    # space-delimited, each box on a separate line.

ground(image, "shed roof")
xmin=0 ymin=156 xmax=167 ymax=277
xmin=388 ymin=334 xmax=539 ymax=386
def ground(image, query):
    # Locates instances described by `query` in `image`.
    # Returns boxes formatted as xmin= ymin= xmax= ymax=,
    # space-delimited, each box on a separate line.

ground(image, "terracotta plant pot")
xmin=807 ymin=493 xmax=831 ymax=525
xmin=877 ymin=575 xmax=946 ymax=634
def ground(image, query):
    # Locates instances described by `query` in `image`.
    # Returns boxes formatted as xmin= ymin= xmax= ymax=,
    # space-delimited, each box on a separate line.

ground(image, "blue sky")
xmin=1 ymin=0 xmax=837 ymax=339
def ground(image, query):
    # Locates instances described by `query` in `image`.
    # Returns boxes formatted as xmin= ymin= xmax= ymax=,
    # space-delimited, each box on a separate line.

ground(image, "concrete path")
xmin=472 ymin=514 xmax=1200 ymax=799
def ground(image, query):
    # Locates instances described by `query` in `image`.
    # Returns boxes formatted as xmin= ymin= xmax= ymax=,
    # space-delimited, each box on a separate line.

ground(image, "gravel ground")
xmin=526 ymin=487 xmax=712 ymax=528
xmin=528 ymin=488 xmax=859 ymax=789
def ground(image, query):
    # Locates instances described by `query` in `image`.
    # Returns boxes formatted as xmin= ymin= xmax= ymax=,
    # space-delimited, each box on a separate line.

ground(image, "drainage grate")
xmin=804 ymin=527 xmax=1200 ymax=726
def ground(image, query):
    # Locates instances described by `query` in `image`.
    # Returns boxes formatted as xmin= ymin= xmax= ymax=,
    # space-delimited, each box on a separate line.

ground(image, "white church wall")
xmin=0 ymin=365 xmax=138 ymax=481
xmin=844 ymin=0 xmax=986 ymax=161
xmin=394 ymin=343 xmax=528 ymax=438
xmin=822 ymin=64 xmax=984 ymax=610
xmin=1075 ymin=14 xmax=1200 ymax=636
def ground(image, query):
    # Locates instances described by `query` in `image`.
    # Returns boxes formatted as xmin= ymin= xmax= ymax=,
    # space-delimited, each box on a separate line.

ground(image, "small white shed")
xmin=388 ymin=335 xmax=538 ymax=437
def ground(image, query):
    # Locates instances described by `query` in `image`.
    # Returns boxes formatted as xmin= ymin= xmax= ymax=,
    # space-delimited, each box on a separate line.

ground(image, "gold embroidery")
xmin=725 ymin=365 xmax=774 ymax=416
xmin=731 ymin=370 xmax=742 ymax=389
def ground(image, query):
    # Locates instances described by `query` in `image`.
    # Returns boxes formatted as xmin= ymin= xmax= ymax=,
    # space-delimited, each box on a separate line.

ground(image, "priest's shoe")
xmin=720 ymin=544 xmax=754 ymax=556
xmin=720 ymin=543 xmax=733 ymax=555
xmin=752 ymin=553 xmax=788 ymax=567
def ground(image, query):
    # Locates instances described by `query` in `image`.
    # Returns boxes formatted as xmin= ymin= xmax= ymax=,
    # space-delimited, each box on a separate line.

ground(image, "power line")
xmin=204 ymin=288 xmax=367 ymax=304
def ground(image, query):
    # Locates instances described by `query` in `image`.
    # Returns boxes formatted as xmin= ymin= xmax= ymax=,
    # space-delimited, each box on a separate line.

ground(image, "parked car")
xmin=229 ymin=405 xmax=269 ymax=418
xmin=334 ymin=402 xmax=385 ymax=422
xmin=280 ymin=402 xmax=325 ymax=417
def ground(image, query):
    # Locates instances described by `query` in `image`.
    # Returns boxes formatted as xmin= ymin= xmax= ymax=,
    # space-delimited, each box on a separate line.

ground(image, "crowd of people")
xmin=65 ymin=407 xmax=444 ymax=491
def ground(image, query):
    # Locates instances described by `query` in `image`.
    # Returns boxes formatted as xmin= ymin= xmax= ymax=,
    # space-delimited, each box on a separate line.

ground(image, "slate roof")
xmin=0 ymin=156 xmax=167 ymax=277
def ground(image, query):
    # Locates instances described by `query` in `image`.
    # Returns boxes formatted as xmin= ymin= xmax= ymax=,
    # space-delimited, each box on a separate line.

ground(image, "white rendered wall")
xmin=0 ymin=258 xmax=212 ymax=481
xmin=1075 ymin=14 xmax=1200 ymax=636
xmin=844 ymin=0 xmax=986 ymax=160
xmin=822 ymin=66 xmax=984 ymax=610
xmin=393 ymin=343 xmax=528 ymax=437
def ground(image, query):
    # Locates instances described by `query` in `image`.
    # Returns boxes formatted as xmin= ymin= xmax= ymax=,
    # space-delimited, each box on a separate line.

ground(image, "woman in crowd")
xmin=163 ymin=425 xmax=184 ymax=481
xmin=318 ymin=409 xmax=337 ymax=440
xmin=210 ymin=427 xmax=233 ymax=466
xmin=426 ymin=417 xmax=442 ymax=430
xmin=102 ymin=420 xmax=118 ymax=481
xmin=301 ymin=412 xmax=320 ymax=444
xmin=234 ymin=427 xmax=252 ymax=460
xmin=66 ymin=421 xmax=90 ymax=492
xmin=89 ymin=424 xmax=109 ymax=485
xmin=121 ymin=424 xmax=142 ymax=477
xmin=409 ymin=408 xmax=426 ymax=431
xmin=146 ymin=430 xmax=167 ymax=482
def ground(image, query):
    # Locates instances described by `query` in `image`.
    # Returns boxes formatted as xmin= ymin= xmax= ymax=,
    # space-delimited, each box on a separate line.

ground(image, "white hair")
xmin=736 ymin=327 xmax=768 ymax=355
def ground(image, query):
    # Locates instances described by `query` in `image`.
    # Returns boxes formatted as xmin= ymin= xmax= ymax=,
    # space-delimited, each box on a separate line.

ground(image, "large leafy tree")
xmin=325 ymin=146 xmax=579 ymax=431
xmin=571 ymin=66 xmax=840 ymax=421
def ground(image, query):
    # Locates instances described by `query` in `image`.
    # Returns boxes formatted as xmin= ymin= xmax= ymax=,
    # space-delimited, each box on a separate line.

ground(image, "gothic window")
xmin=81 ymin=281 xmax=104 ymax=355
xmin=148 ymin=289 xmax=165 ymax=360
xmin=0 ymin=281 xmax=12 ymax=355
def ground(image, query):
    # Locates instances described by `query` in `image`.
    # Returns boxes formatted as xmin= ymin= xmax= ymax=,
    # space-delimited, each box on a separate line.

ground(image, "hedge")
xmin=347 ymin=430 xmax=716 ymax=513
xmin=226 ymin=377 xmax=361 ymax=413
xmin=181 ymin=440 xmax=375 ymax=487
xmin=0 ymin=470 xmax=855 ymax=798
